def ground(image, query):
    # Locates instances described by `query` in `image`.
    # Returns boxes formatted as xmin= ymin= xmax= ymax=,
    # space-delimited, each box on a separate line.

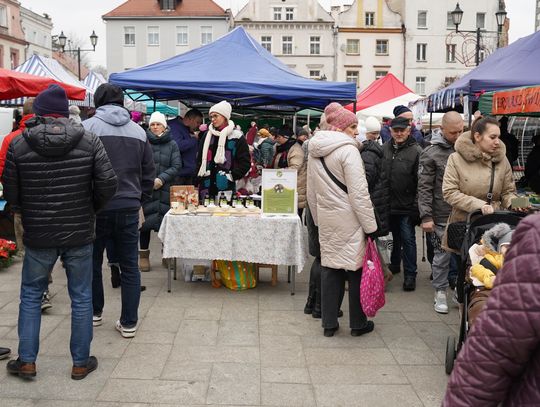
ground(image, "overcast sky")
xmin=20 ymin=0 xmax=536 ymax=70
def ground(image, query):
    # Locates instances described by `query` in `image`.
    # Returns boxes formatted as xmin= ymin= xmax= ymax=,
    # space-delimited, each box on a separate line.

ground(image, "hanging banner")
xmin=492 ymin=86 xmax=540 ymax=115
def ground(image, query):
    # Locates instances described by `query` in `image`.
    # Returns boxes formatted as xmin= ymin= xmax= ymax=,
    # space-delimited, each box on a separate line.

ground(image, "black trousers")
xmin=321 ymin=266 xmax=367 ymax=330
xmin=308 ymin=257 xmax=322 ymax=310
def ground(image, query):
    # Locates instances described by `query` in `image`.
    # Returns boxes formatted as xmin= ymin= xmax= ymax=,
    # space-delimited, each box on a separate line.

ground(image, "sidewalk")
xmin=0 ymin=233 xmax=457 ymax=406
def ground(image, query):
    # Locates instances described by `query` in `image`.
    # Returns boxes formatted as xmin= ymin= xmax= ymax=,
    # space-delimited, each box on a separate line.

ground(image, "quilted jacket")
xmin=307 ymin=130 xmax=377 ymax=271
xmin=443 ymin=213 xmax=540 ymax=406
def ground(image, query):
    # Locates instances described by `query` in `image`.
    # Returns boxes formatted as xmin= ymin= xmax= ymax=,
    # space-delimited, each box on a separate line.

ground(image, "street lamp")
xmin=450 ymin=2 xmax=507 ymax=65
xmin=57 ymin=30 xmax=98 ymax=80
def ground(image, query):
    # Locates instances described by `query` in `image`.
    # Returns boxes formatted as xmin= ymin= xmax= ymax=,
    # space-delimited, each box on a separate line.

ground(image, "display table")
xmin=157 ymin=212 xmax=307 ymax=294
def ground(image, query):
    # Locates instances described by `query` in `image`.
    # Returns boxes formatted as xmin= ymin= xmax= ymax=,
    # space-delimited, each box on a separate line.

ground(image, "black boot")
xmin=304 ymin=296 xmax=315 ymax=314
xmin=111 ymin=265 xmax=121 ymax=288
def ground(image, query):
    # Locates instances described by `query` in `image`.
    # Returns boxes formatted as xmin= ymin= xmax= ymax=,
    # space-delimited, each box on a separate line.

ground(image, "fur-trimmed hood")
xmin=454 ymin=131 xmax=507 ymax=163
xmin=482 ymin=223 xmax=514 ymax=252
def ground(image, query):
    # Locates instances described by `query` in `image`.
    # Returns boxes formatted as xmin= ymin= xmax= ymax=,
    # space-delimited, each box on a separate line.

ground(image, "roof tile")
xmin=103 ymin=0 xmax=226 ymax=18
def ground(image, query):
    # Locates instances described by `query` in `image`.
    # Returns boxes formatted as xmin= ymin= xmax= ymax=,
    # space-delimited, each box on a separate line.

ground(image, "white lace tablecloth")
xmin=158 ymin=213 xmax=307 ymax=271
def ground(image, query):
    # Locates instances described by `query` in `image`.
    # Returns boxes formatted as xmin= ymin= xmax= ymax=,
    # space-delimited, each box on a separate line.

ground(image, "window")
xmin=0 ymin=45 xmax=3 ymax=68
xmin=282 ymin=36 xmax=293 ymax=55
xmin=447 ymin=12 xmax=454 ymax=29
xmin=201 ymin=26 xmax=212 ymax=45
xmin=310 ymin=36 xmax=320 ymax=55
xmin=124 ymin=26 xmax=135 ymax=46
xmin=10 ymin=49 xmax=19 ymax=69
xmin=476 ymin=12 xmax=486 ymax=29
xmin=346 ymin=71 xmax=359 ymax=87
xmin=261 ymin=36 xmax=272 ymax=52
xmin=375 ymin=70 xmax=388 ymax=79
xmin=417 ymin=11 xmax=427 ymax=28
xmin=416 ymin=43 xmax=427 ymax=61
xmin=147 ymin=26 xmax=159 ymax=46
xmin=375 ymin=39 xmax=388 ymax=55
xmin=285 ymin=7 xmax=294 ymax=21
xmin=446 ymin=44 xmax=456 ymax=62
xmin=0 ymin=5 xmax=7 ymax=28
xmin=365 ymin=12 xmax=375 ymax=26
xmin=415 ymin=76 xmax=426 ymax=95
xmin=346 ymin=39 xmax=360 ymax=55
xmin=176 ymin=26 xmax=188 ymax=45
xmin=273 ymin=7 xmax=282 ymax=21
xmin=309 ymin=70 xmax=320 ymax=80
xmin=160 ymin=0 xmax=176 ymax=10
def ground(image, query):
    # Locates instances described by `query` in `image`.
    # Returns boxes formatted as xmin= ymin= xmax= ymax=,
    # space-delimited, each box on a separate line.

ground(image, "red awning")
xmin=0 ymin=68 xmax=86 ymax=101
xmin=345 ymin=73 xmax=414 ymax=112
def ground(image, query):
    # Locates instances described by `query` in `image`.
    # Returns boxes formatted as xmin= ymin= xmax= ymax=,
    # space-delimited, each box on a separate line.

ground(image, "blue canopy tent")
xmin=110 ymin=27 xmax=356 ymax=110
xmin=428 ymin=30 xmax=540 ymax=112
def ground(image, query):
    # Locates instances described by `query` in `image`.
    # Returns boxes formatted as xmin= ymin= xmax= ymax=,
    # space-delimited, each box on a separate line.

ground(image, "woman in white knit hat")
xmin=138 ymin=111 xmax=181 ymax=272
xmin=196 ymin=101 xmax=251 ymax=201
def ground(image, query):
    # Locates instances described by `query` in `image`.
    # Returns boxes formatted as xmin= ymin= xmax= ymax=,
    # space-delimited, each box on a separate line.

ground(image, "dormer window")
xmin=159 ymin=0 xmax=177 ymax=11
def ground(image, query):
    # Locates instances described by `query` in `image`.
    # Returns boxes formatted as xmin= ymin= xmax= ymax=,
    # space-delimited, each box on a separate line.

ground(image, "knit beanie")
xmin=94 ymin=83 xmax=124 ymax=108
xmin=324 ymin=102 xmax=357 ymax=131
xmin=149 ymin=112 xmax=167 ymax=128
xmin=33 ymin=84 xmax=69 ymax=118
xmin=365 ymin=116 xmax=381 ymax=133
xmin=209 ymin=100 xmax=232 ymax=120
xmin=393 ymin=105 xmax=411 ymax=117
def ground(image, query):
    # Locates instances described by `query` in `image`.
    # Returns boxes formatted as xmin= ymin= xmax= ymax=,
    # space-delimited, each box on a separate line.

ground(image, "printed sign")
xmin=261 ymin=169 xmax=297 ymax=216
xmin=492 ymin=86 xmax=540 ymax=115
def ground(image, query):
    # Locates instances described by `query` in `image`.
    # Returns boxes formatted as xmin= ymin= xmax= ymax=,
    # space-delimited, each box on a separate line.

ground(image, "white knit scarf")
xmin=197 ymin=120 xmax=235 ymax=177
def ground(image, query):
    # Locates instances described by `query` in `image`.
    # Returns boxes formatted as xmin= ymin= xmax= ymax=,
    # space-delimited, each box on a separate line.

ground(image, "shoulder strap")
xmin=486 ymin=162 xmax=496 ymax=204
xmin=320 ymin=157 xmax=348 ymax=194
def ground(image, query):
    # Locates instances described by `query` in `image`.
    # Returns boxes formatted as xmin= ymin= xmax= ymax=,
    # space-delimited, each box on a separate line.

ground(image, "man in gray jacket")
xmin=418 ymin=111 xmax=463 ymax=314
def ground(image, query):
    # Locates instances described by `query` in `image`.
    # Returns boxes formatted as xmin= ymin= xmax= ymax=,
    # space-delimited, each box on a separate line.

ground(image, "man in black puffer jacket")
xmin=382 ymin=117 xmax=422 ymax=292
xmin=3 ymin=84 xmax=117 ymax=380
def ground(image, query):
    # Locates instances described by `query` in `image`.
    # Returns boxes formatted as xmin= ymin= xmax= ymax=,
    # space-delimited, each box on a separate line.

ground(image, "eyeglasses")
xmin=209 ymin=114 xmax=221 ymax=120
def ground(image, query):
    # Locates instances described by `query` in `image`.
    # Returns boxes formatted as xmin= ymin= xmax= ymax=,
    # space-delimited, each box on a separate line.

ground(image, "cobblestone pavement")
xmin=0 ymin=231 xmax=457 ymax=406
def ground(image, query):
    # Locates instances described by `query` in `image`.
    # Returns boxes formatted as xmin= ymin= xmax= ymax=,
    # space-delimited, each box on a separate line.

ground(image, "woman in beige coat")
xmin=307 ymin=102 xmax=377 ymax=337
xmin=442 ymin=116 xmax=517 ymax=252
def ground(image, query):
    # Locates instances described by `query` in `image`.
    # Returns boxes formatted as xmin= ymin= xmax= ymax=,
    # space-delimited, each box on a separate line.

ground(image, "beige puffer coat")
xmin=307 ymin=130 xmax=377 ymax=271
xmin=288 ymin=142 xmax=307 ymax=209
xmin=442 ymin=131 xmax=517 ymax=250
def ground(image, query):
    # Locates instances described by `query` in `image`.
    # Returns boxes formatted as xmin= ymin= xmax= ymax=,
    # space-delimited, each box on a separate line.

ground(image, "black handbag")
xmin=446 ymin=163 xmax=496 ymax=251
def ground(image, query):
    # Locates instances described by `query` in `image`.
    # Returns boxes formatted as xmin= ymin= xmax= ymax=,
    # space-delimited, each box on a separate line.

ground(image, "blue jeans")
xmin=390 ymin=215 xmax=417 ymax=278
xmin=18 ymin=244 xmax=93 ymax=366
xmin=93 ymin=209 xmax=140 ymax=327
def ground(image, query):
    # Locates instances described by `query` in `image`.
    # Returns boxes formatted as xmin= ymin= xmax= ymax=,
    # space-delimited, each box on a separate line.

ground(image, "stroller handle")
xmin=465 ymin=209 xmax=527 ymax=226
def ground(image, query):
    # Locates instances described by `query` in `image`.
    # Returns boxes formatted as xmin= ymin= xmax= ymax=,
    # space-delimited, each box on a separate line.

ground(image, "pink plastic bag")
xmin=360 ymin=237 xmax=386 ymax=317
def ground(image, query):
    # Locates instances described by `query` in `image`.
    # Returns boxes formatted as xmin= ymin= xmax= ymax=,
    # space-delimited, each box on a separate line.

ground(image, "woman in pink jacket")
xmin=307 ymin=103 xmax=377 ymax=337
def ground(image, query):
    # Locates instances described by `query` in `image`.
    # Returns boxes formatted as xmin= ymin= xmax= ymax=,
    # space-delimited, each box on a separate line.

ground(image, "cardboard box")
xmin=170 ymin=185 xmax=198 ymax=208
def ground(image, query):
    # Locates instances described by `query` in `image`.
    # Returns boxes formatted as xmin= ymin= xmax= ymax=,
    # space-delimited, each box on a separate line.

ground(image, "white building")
xmin=536 ymin=0 xmax=540 ymax=31
xmin=399 ymin=0 xmax=507 ymax=96
xmin=20 ymin=6 xmax=52 ymax=59
xmin=233 ymin=0 xmax=336 ymax=81
xmin=335 ymin=0 xmax=404 ymax=90
xmin=103 ymin=0 xmax=230 ymax=75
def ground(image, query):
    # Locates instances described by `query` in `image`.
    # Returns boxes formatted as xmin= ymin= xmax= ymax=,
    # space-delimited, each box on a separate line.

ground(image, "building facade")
xmin=103 ymin=0 xmax=230 ymax=75
xmin=233 ymin=0 xmax=335 ymax=81
xmin=0 ymin=0 xmax=27 ymax=69
xmin=335 ymin=0 xmax=404 ymax=90
xmin=536 ymin=0 xmax=540 ymax=31
xmin=398 ymin=0 xmax=509 ymax=96
xmin=20 ymin=6 xmax=52 ymax=59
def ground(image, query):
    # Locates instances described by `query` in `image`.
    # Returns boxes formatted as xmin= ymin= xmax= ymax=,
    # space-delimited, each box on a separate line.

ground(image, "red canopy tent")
xmin=0 ymin=68 xmax=86 ymax=100
xmin=345 ymin=73 xmax=419 ymax=113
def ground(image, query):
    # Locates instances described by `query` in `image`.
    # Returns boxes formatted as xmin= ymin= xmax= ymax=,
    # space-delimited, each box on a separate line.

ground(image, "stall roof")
xmin=429 ymin=30 xmax=540 ymax=111
xmin=109 ymin=27 xmax=356 ymax=110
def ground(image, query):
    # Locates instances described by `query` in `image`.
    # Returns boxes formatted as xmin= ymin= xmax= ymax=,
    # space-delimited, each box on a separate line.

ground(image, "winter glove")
xmin=154 ymin=178 xmax=163 ymax=190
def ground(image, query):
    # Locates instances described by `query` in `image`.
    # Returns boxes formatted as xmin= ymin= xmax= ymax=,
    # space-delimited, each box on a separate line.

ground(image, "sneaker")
xmin=451 ymin=290 xmax=459 ymax=306
xmin=115 ymin=320 xmax=138 ymax=338
xmin=71 ymin=356 xmax=98 ymax=380
xmin=434 ymin=290 xmax=449 ymax=314
xmin=0 ymin=347 xmax=10 ymax=360
xmin=41 ymin=291 xmax=52 ymax=311
xmin=403 ymin=276 xmax=416 ymax=292
xmin=6 ymin=358 xmax=36 ymax=379
xmin=93 ymin=314 xmax=102 ymax=327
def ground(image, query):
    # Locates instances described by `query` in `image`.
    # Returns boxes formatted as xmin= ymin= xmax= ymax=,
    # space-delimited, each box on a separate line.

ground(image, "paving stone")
xmin=305 ymin=347 xmax=396 ymax=365
xmin=261 ymin=382 xmax=315 ymax=406
xmin=260 ymin=335 xmax=306 ymax=367
xmin=217 ymin=320 xmax=259 ymax=346
xmin=0 ymin=399 xmax=34 ymax=407
xmin=131 ymin=330 xmax=176 ymax=345
xmin=384 ymin=336 xmax=441 ymax=365
xmin=402 ymin=365 xmax=450 ymax=407
xmin=300 ymin=330 xmax=386 ymax=348
xmin=111 ymin=343 xmax=171 ymax=379
xmin=184 ymin=306 xmax=222 ymax=320
xmin=97 ymin=378 xmax=207 ymax=404
xmin=139 ymin=307 xmax=184 ymax=333
xmin=206 ymin=363 xmax=260 ymax=405
xmin=309 ymin=365 xmax=408 ymax=385
xmin=314 ymin=384 xmax=423 ymax=407
xmin=174 ymin=319 xmax=219 ymax=346
xmin=260 ymin=367 xmax=311 ymax=384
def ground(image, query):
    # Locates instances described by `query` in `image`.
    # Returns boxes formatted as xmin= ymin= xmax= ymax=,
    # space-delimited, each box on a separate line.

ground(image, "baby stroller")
xmin=445 ymin=209 xmax=527 ymax=374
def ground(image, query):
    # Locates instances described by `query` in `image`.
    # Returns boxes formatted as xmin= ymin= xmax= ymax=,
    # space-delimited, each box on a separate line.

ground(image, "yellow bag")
xmin=214 ymin=260 xmax=257 ymax=291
